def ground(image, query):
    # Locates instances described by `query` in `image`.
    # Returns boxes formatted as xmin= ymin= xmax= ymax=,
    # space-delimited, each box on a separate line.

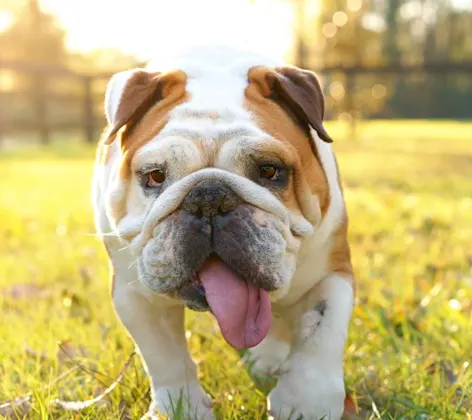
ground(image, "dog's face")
xmin=99 ymin=58 xmax=332 ymax=348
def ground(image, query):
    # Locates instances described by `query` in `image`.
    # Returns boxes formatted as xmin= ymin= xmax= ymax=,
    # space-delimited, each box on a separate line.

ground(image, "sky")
xmin=1 ymin=0 xmax=470 ymax=63
xmin=38 ymin=0 xmax=295 ymax=63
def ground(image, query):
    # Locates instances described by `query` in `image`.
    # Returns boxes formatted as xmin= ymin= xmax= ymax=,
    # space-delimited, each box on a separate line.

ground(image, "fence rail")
xmin=0 ymin=60 xmax=114 ymax=145
xmin=315 ymin=61 xmax=472 ymax=74
xmin=1 ymin=60 xmax=472 ymax=145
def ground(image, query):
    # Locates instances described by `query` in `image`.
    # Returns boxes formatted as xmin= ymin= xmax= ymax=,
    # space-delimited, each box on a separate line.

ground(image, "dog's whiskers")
xmin=118 ymin=243 xmax=133 ymax=252
xmin=127 ymin=278 xmax=140 ymax=287
xmin=128 ymin=256 xmax=142 ymax=270
xmin=85 ymin=231 xmax=120 ymax=238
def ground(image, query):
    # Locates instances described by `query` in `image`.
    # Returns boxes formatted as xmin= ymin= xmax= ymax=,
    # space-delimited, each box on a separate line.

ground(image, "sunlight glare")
xmin=0 ymin=10 xmax=13 ymax=32
xmin=40 ymin=0 xmax=294 ymax=63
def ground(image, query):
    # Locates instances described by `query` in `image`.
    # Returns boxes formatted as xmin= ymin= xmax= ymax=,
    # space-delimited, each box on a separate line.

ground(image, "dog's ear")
xmin=104 ymin=69 xmax=185 ymax=145
xmin=264 ymin=66 xmax=332 ymax=144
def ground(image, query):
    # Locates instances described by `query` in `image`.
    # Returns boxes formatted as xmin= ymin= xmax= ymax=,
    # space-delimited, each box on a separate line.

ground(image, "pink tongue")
xmin=198 ymin=257 xmax=271 ymax=349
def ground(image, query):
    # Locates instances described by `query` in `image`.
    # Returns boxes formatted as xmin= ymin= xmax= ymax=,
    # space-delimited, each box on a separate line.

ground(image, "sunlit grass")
xmin=1 ymin=121 xmax=471 ymax=419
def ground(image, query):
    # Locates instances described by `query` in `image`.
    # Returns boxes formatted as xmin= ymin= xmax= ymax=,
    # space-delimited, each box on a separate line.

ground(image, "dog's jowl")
xmin=92 ymin=45 xmax=355 ymax=420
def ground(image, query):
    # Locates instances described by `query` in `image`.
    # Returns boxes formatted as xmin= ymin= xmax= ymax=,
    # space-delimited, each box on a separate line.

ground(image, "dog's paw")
xmin=267 ymin=363 xmax=345 ymax=420
xmin=141 ymin=381 xmax=214 ymax=420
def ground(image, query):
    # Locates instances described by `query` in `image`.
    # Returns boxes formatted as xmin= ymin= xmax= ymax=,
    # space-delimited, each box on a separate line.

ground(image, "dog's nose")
xmin=182 ymin=181 xmax=241 ymax=217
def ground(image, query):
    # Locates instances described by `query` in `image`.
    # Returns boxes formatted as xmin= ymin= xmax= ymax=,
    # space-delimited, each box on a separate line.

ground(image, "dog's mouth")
xmin=179 ymin=255 xmax=272 ymax=350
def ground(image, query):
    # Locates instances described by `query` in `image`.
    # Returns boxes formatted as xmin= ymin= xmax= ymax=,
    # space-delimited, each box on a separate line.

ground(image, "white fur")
xmin=243 ymin=314 xmax=291 ymax=378
xmin=311 ymin=130 xmax=345 ymax=244
xmin=260 ymin=131 xmax=350 ymax=420
xmin=92 ymin=45 xmax=352 ymax=420
xmin=270 ymin=131 xmax=346 ymax=306
xmin=113 ymin=285 xmax=213 ymax=420
xmin=126 ymin=167 xmax=312 ymax=252
xmin=147 ymin=44 xmax=282 ymax=76
xmin=268 ymin=275 xmax=354 ymax=420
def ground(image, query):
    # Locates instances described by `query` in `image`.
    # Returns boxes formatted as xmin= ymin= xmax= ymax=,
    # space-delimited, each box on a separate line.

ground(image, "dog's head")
xmin=98 ymin=49 xmax=333 ymax=349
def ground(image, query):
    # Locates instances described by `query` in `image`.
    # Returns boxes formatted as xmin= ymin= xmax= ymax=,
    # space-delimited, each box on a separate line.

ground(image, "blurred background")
xmin=1 ymin=1 xmax=471 ymax=419
xmin=0 ymin=0 xmax=471 ymax=146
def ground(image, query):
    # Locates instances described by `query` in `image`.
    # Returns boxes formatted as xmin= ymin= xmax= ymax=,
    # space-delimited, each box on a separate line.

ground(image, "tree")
xmin=384 ymin=0 xmax=472 ymax=118
xmin=0 ymin=0 xmax=68 ymax=143
xmin=0 ymin=0 xmax=67 ymax=67
xmin=290 ymin=0 xmax=392 ymax=132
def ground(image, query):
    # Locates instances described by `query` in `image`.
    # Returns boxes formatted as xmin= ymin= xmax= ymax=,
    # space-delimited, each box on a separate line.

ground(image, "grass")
xmin=1 ymin=120 xmax=471 ymax=419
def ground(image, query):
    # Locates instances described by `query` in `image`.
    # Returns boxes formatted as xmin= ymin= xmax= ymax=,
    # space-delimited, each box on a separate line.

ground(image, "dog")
xmin=92 ymin=45 xmax=354 ymax=420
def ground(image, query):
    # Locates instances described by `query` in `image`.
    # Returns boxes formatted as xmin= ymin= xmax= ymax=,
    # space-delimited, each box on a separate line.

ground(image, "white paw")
xmin=142 ymin=381 xmax=214 ymax=420
xmin=267 ymin=363 xmax=345 ymax=420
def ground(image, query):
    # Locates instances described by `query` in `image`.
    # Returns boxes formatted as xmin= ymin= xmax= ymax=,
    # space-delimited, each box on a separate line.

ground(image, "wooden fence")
xmin=1 ymin=60 xmax=472 ymax=145
xmin=0 ymin=60 xmax=114 ymax=145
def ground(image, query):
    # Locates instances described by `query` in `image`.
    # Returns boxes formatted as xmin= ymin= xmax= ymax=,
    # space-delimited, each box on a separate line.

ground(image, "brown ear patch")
xmin=97 ymin=70 xmax=188 ymax=172
xmin=249 ymin=65 xmax=332 ymax=148
xmin=245 ymin=67 xmax=331 ymax=217
xmin=104 ymin=69 xmax=187 ymax=146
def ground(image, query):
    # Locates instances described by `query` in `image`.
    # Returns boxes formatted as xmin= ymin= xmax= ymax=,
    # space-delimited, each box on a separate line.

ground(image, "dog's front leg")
xmin=113 ymin=284 xmax=213 ymax=420
xmin=268 ymin=273 xmax=354 ymax=420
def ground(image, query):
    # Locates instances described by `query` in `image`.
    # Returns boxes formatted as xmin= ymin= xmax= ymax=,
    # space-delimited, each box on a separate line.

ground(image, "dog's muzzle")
xmin=181 ymin=180 xmax=241 ymax=217
xmin=137 ymin=174 xmax=298 ymax=349
xmin=178 ymin=181 xmax=241 ymax=311
xmin=175 ymin=180 xmax=274 ymax=348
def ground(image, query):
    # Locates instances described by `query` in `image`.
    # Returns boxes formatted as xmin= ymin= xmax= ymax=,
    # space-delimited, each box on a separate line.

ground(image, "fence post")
xmin=83 ymin=76 xmax=95 ymax=143
xmin=33 ymin=72 xmax=49 ymax=145
xmin=345 ymin=71 xmax=357 ymax=140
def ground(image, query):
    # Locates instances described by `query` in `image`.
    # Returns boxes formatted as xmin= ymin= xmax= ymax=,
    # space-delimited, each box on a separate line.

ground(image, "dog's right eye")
xmin=146 ymin=169 xmax=166 ymax=187
xmin=260 ymin=165 xmax=279 ymax=181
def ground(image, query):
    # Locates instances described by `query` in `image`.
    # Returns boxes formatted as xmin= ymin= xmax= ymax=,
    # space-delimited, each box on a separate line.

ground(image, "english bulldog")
xmin=92 ymin=45 xmax=354 ymax=420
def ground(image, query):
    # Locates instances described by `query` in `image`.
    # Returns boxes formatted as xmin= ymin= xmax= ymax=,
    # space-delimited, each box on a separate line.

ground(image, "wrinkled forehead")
xmin=132 ymin=109 xmax=294 ymax=172
xmin=130 ymin=66 xmax=295 ymax=170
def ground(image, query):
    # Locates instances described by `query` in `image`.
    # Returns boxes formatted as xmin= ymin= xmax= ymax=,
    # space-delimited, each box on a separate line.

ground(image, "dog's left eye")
xmin=259 ymin=165 xmax=279 ymax=181
xmin=146 ymin=169 xmax=166 ymax=187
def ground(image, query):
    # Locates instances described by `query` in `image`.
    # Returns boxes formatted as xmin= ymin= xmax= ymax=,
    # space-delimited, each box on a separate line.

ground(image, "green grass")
xmin=1 ymin=120 xmax=471 ymax=419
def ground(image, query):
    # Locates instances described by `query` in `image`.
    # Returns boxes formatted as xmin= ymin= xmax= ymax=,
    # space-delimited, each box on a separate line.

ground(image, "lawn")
xmin=0 ymin=120 xmax=471 ymax=419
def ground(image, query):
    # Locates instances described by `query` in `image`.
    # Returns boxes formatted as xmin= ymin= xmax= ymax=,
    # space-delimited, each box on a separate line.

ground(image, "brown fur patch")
xmin=96 ymin=70 xmax=189 ymax=170
xmin=119 ymin=95 xmax=189 ymax=178
xmin=329 ymin=216 xmax=354 ymax=276
xmin=246 ymin=66 xmax=354 ymax=292
xmin=265 ymin=66 xmax=332 ymax=144
xmin=95 ymin=70 xmax=189 ymax=231
xmin=245 ymin=66 xmax=330 ymax=217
